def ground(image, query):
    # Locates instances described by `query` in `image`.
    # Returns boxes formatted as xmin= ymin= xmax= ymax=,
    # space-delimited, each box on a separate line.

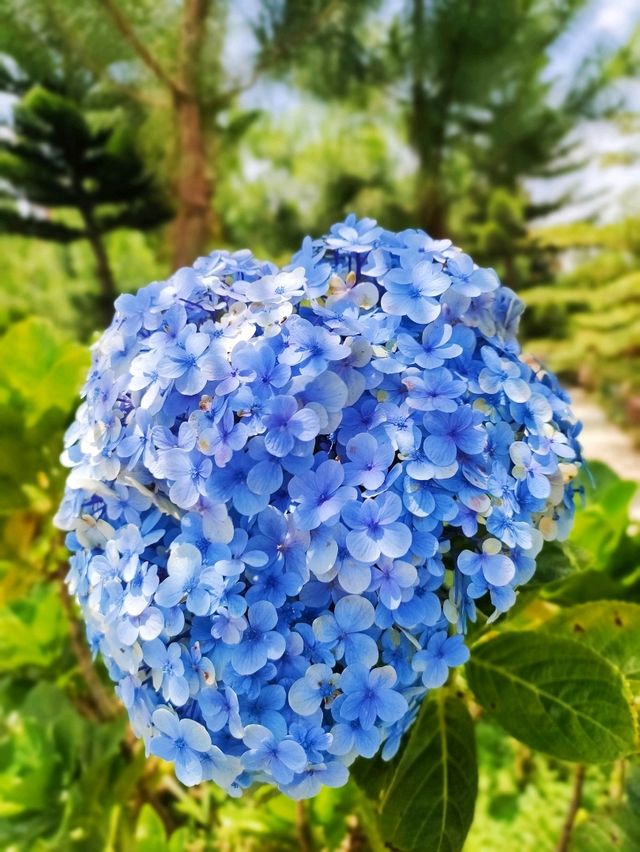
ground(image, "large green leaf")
xmin=0 ymin=316 xmax=87 ymax=425
xmin=134 ymin=804 xmax=168 ymax=852
xmin=571 ymin=810 xmax=640 ymax=852
xmin=374 ymin=694 xmax=477 ymax=852
xmin=467 ymin=631 xmax=636 ymax=763
xmin=527 ymin=540 xmax=593 ymax=591
xmin=546 ymin=602 xmax=640 ymax=694
xmin=569 ymin=462 xmax=637 ymax=564
xmin=0 ymin=582 xmax=68 ymax=672
xmin=571 ymin=770 xmax=640 ymax=852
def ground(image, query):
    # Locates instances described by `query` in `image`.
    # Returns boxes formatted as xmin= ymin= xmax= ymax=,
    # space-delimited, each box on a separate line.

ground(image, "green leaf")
xmin=569 ymin=463 xmax=638 ymax=564
xmin=0 ymin=317 xmax=87 ymax=425
xmin=0 ymin=583 xmax=68 ymax=672
xmin=545 ymin=602 xmax=640 ymax=694
xmin=467 ymin=631 xmax=636 ymax=763
xmin=376 ymin=694 xmax=477 ymax=852
xmin=135 ymin=804 xmax=168 ymax=851
xmin=542 ymin=569 xmax=634 ymax=607
xmin=168 ymin=828 xmax=192 ymax=851
xmin=570 ymin=807 xmax=640 ymax=851
xmin=528 ymin=540 xmax=592 ymax=590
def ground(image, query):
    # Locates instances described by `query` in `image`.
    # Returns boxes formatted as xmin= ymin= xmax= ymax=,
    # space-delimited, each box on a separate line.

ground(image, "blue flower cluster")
xmin=56 ymin=216 xmax=582 ymax=798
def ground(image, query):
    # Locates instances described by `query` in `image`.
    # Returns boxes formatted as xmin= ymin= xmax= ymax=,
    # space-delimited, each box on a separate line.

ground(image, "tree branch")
xmin=215 ymin=0 xmax=343 ymax=105
xmin=43 ymin=3 xmax=161 ymax=107
xmin=555 ymin=764 xmax=586 ymax=852
xmin=96 ymin=0 xmax=184 ymax=97
xmin=178 ymin=0 xmax=210 ymax=96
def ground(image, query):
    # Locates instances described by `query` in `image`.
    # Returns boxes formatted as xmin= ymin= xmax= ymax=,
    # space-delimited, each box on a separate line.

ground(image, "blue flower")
xmin=403 ymin=367 xmax=466 ymax=413
xmin=251 ymin=506 xmax=309 ymax=575
xmin=233 ymin=341 xmax=291 ymax=396
xmin=241 ymin=724 xmax=307 ymax=785
xmin=246 ymin=564 xmax=301 ymax=607
xmin=510 ymin=441 xmax=556 ymax=498
xmin=142 ymin=640 xmax=190 ymax=706
xmin=486 ymin=506 xmax=533 ymax=549
xmin=412 ymin=632 xmax=470 ymax=688
xmin=289 ymin=718 xmax=332 ymax=763
xmin=213 ymin=528 xmax=268 ymax=578
xmin=158 ymin=330 xmax=219 ymax=396
xmin=281 ymin=760 xmax=349 ymax=800
xmin=154 ymin=543 xmax=224 ymax=615
xmin=396 ymin=321 xmax=463 ymax=369
xmin=423 ymin=405 xmax=486 ymax=467
xmin=288 ymin=663 xmax=340 ymax=716
xmin=199 ymin=685 xmax=244 ymax=737
xmin=156 ymin=449 xmax=212 ymax=509
xmin=313 ymin=595 xmax=378 ymax=668
xmin=478 ymin=346 xmax=531 ymax=403
xmin=338 ymin=664 xmax=408 ymax=730
xmin=342 ymin=493 xmax=412 ymax=562
xmin=208 ymin=452 xmax=270 ymax=516
xmin=289 ymin=460 xmax=356 ymax=531
xmin=117 ymin=606 xmax=164 ymax=646
xmin=325 ymin=214 xmax=382 ymax=253
xmin=457 ymin=540 xmax=516 ymax=587
xmin=242 ymin=684 xmax=288 ymax=737
xmin=343 ymin=432 xmax=394 ymax=491
xmin=183 ymin=642 xmax=216 ymax=693
xmin=280 ymin=317 xmax=350 ymax=376
xmin=149 ymin=707 xmax=212 ymax=785
xmin=329 ymin=711 xmax=381 ymax=759
xmin=198 ymin=409 xmax=249 ymax=467
xmin=446 ymin=253 xmax=498 ymax=297
xmin=370 ymin=558 xmax=417 ymax=610
xmin=58 ymin=217 xmax=583 ymax=798
xmin=382 ymin=260 xmax=450 ymax=324
xmin=243 ymin=268 xmax=306 ymax=304
xmin=211 ymin=607 xmax=247 ymax=645
xmin=262 ymin=395 xmax=320 ymax=457
xmin=231 ymin=601 xmax=286 ymax=675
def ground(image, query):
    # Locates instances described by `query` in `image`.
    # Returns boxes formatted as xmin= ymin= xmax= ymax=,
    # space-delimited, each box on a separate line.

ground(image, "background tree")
xmin=0 ymin=78 xmax=169 ymax=325
xmin=260 ymin=0 xmax=620 ymax=283
xmin=0 ymin=0 xmax=363 ymax=269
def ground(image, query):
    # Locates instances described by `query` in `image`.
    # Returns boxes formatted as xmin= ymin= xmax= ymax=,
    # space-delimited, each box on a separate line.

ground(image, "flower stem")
xmin=59 ymin=576 xmax=121 ymax=721
xmin=296 ymin=800 xmax=315 ymax=852
xmin=555 ymin=764 xmax=586 ymax=852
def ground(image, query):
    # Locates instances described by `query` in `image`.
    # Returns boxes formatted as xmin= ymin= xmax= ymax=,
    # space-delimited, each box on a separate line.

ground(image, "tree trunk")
xmin=82 ymin=212 xmax=119 ymax=328
xmin=170 ymin=0 xmax=219 ymax=269
xmin=408 ymin=0 xmax=448 ymax=238
xmin=170 ymin=91 xmax=218 ymax=269
xmin=416 ymin=166 xmax=448 ymax=238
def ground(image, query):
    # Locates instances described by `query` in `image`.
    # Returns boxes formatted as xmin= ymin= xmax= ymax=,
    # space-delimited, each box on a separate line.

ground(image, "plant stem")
xmin=555 ymin=764 xmax=586 ymax=852
xmin=296 ymin=800 xmax=315 ymax=852
xmin=59 ymin=577 xmax=121 ymax=721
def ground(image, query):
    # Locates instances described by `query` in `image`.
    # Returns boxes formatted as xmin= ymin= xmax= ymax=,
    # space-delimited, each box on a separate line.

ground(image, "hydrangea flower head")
xmin=56 ymin=216 xmax=582 ymax=798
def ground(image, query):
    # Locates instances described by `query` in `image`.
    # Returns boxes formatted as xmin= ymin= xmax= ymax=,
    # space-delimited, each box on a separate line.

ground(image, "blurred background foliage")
xmin=0 ymin=0 xmax=639 ymax=849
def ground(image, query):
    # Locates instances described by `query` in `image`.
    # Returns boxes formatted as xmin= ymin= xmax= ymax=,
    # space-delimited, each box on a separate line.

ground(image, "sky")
xmin=530 ymin=0 xmax=640 ymax=223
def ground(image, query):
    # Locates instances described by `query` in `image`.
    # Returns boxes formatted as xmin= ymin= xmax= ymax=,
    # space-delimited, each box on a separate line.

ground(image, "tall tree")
xmin=0 ymin=74 xmax=168 ymax=325
xmin=93 ymin=0 xmax=216 ymax=267
xmin=0 ymin=0 xmax=359 ymax=268
xmin=262 ymin=0 xmax=618 ymax=242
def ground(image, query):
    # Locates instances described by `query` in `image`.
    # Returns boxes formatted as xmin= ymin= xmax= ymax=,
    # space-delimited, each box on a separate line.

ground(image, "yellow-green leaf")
xmin=468 ymin=631 xmax=636 ymax=763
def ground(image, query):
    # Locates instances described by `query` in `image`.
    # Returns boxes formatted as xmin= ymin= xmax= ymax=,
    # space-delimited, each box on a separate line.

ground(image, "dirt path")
xmin=570 ymin=388 xmax=640 ymax=520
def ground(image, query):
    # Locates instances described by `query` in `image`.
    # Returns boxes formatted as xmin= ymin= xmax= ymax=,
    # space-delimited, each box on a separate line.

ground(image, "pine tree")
xmin=0 ymin=0 xmax=361 ymax=268
xmin=261 ymin=1 xmax=621 ymax=263
xmin=0 ymin=77 xmax=169 ymax=326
